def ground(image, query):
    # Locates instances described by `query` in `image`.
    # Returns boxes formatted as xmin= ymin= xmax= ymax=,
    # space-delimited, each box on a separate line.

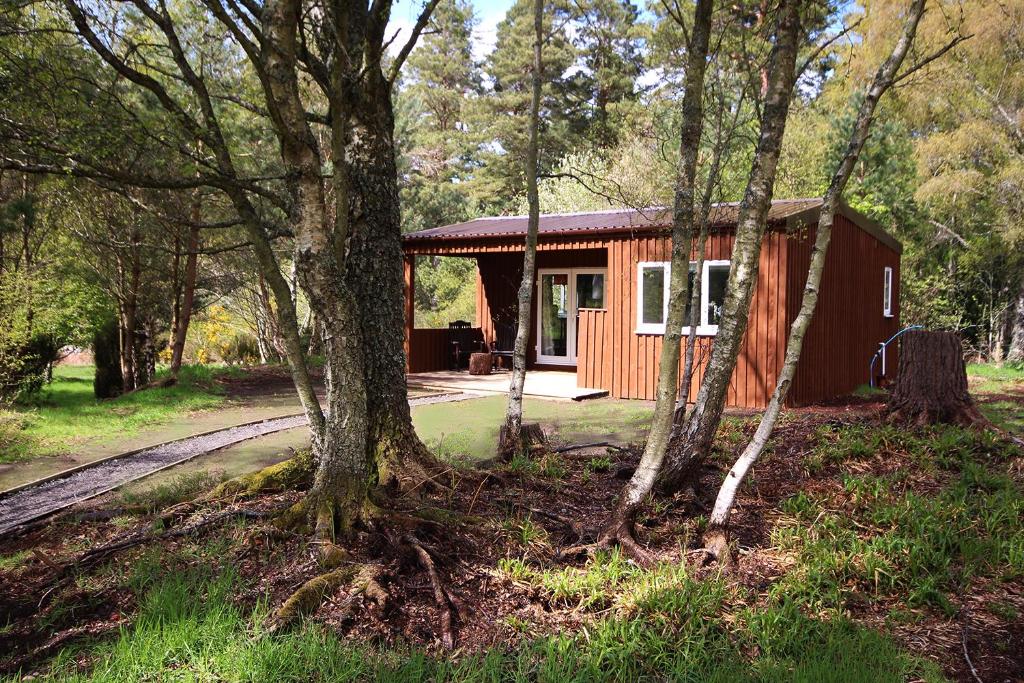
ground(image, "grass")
xmin=966 ymin=362 xmax=1024 ymax=395
xmin=17 ymin=562 xmax=944 ymax=683
xmin=778 ymin=425 xmax=1022 ymax=616
xmin=413 ymin=394 xmax=652 ymax=463
xmin=118 ymin=470 xmax=227 ymax=514
xmin=0 ymin=365 xmax=233 ymax=463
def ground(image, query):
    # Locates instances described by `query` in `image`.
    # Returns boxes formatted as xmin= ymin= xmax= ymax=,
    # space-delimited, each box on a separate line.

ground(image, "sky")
xmin=388 ymin=0 xmax=523 ymax=60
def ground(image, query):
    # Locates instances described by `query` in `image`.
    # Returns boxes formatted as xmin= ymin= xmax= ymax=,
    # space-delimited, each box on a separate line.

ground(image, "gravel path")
xmin=0 ymin=392 xmax=475 ymax=536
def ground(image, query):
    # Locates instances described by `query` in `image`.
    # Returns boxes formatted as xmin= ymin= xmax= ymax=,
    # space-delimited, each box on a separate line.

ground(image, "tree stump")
xmin=469 ymin=352 xmax=492 ymax=375
xmin=497 ymin=422 xmax=546 ymax=458
xmin=887 ymin=331 xmax=985 ymax=426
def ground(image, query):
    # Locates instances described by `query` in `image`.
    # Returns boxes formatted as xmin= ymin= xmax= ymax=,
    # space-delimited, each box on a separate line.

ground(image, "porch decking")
xmin=407 ymin=369 xmax=608 ymax=401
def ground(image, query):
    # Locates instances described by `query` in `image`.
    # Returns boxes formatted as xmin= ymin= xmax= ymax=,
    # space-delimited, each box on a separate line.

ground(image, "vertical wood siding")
xmin=405 ymin=217 xmax=900 ymax=408
xmin=786 ymin=215 xmax=901 ymax=405
xmin=407 ymin=328 xmax=451 ymax=372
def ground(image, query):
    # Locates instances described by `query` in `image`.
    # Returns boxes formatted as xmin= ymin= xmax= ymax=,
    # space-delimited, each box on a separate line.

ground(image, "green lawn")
xmin=413 ymin=394 xmax=653 ymax=462
xmin=0 ymin=365 xmax=230 ymax=464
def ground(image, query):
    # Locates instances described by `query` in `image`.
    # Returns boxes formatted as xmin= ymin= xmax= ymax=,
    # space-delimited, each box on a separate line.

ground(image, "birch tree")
xmin=599 ymin=0 xmax=715 ymax=554
xmin=659 ymin=0 xmax=803 ymax=493
xmin=499 ymin=0 xmax=544 ymax=457
xmin=703 ymin=0 xmax=951 ymax=562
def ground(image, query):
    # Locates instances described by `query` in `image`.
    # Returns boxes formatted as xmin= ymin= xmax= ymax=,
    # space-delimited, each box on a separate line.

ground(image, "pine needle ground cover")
xmin=0 ymin=368 xmax=1020 ymax=681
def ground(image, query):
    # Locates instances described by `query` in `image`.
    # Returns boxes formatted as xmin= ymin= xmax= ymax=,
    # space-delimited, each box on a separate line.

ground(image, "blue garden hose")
xmin=870 ymin=325 xmax=924 ymax=387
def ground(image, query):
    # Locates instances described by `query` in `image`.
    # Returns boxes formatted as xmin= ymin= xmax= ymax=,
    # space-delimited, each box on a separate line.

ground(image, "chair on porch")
xmin=448 ymin=320 xmax=483 ymax=369
xmin=489 ymin=321 xmax=517 ymax=370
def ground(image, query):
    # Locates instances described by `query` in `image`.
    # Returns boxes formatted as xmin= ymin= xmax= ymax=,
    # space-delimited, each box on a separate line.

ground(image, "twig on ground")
xmin=961 ymin=612 xmax=983 ymax=683
xmin=553 ymin=442 xmax=630 ymax=454
xmin=404 ymin=533 xmax=455 ymax=649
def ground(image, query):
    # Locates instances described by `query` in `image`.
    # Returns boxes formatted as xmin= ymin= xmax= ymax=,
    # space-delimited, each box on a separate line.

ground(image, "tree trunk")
xmin=168 ymin=232 xmax=182 ymax=359
xmin=887 ymin=331 xmax=984 ymax=426
xmin=661 ymin=0 xmax=802 ymax=494
xmin=169 ymin=224 xmax=199 ymax=376
xmin=1007 ymin=279 xmax=1024 ymax=363
xmin=498 ymin=0 xmax=544 ymax=459
xmin=345 ymin=73 xmax=437 ymax=489
xmin=601 ymin=0 xmax=713 ymax=545
xmin=703 ymin=0 xmax=928 ymax=562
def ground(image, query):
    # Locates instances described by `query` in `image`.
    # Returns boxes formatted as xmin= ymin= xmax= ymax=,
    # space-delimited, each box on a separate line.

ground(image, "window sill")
xmin=635 ymin=327 xmax=719 ymax=337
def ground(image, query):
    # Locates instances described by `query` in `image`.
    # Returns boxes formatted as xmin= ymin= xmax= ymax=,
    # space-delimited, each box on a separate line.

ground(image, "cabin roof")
xmin=402 ymin=198 xmax=901 ymax=253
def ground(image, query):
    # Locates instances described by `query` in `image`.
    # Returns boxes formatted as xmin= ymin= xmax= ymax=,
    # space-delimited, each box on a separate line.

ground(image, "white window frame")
xmin=695 ymin=260 xmax=731 ymax=336
xmin=635 ymin=259 xmax=730 ymax=336
xmin=636 ymin=262 xmax=670 ymax=334
xmin=882 ymin=266 xmax=893 ymax=317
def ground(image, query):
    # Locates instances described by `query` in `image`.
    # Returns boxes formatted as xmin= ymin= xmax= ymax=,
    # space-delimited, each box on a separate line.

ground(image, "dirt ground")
xmin=0 ymin=389 xmax=1021 ymax=681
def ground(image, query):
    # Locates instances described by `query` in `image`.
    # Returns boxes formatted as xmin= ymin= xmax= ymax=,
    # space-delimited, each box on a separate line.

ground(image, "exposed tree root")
xmin=596 ymin=518 xmax=656 ymax=567
xmin=70 ymin=506 xmax=278 ymax=574
xmin=517 ymin=506 xmax=583 ymax=541
xmin=270 ymin=563 xmax=387 ymax=633
xmin=700 ymin=525 xmax=734 ymax=568
xmin=552 ymin=442 xmax=631 ymax=454
xmin=498 ymin=423 xmax=547 ymax=461
xmin=207 ymin=450 xmax=315 ymax=500
xmin=0 ymin=621 xmax=124 ymax=674
xmin=403 ymin=534 xmax=456 ymax=649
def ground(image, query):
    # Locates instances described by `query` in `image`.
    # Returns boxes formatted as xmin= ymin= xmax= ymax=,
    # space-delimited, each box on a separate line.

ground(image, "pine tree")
xmin=573 ymin=0 xmax=645 ymax=148
xmin=473 ymin=0 xmax=581 ymax=209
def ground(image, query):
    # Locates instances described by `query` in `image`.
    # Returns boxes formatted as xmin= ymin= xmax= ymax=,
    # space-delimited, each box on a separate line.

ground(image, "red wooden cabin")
xmin=402 ymin=198 xmax=901 ymax=408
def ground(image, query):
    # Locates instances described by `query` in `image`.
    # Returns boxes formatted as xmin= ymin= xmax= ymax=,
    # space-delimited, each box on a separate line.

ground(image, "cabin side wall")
xmin=594 ymin=231 xmax=788 ymax=408
xmin=786 ymin=214 xmax=901 ymax=406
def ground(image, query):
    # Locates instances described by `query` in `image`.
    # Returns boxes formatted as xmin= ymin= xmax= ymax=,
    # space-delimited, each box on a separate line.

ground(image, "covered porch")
xmin=402 ymin=233 xmax=615 ymax=396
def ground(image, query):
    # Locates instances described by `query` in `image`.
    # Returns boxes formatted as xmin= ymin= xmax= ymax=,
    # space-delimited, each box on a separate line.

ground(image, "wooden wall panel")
xmin=407 ymin=328 xmax=451 ymax=373
xmin=405 ymin=215 xmax=900 ymax=408
xmin=787 ymin=215 xmax=901 ymax=405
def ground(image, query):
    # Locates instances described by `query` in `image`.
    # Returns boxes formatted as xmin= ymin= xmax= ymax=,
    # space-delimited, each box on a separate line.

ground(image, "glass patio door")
xmin=538 ymin=272 xmax=570 ymax=363
xmin=537 ymin=268 xmax=606 ymax=365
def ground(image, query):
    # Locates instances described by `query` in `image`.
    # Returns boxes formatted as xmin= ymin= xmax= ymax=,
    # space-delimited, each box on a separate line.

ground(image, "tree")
xmin=473 ymin=0 xmax=580 ymax=208
xmin=572 ymin=0 xmax=645 ymax=148
xmin=0 ymin=0 xmax=443 ymax=540
xmin=703 ymin=0 xmax=935 ymax=562
xmin=599 ymin=0 xmax=715 ymax=556
xmin=658 ymin=0 xmax=804 ymax=493
xmin=499 ymin=0 xmax=544 ymax=457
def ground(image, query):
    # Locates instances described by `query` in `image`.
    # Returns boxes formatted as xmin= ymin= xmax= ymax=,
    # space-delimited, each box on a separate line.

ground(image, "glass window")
xmin=576 ymin=273 xmax=605 ymax=309
xmin=883 ymin=267 xmax=893 ymax=316
xmin=540 ymin=273 xmax=568 ymax=357
xmin=705 ymin=263 xmax=730 ymax=327
xmin=640 ymin=265 xmax=666 ymax=327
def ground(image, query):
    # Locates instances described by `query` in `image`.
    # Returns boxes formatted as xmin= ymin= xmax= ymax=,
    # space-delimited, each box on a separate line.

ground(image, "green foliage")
xmin=119 ymin=470 xmax=225 ymax=514
xmin=777 ymin=426 xmax=1022 ymax=615
xmin=0 ymin=365 xmax=226 ymax=463
xmin=92 ymin=317 xmax=122 ymax=399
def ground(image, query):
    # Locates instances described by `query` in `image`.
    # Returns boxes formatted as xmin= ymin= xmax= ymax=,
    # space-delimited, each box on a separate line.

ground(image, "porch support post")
xmin=403 ymin=254 xmax=415 ymax=373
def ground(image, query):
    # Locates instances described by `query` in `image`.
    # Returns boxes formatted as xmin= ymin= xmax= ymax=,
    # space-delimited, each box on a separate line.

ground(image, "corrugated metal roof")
xmin=403 ymin=198 xmax=825 ymax=241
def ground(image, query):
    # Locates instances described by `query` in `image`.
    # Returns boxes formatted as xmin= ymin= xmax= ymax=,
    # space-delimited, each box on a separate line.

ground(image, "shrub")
xmin=0 ymin=332 xmax=59 ymax=403
xmin=221 ymin=333 xmax=261 ymax=366
xmin=92 ymin=317 xmax=123 ymax=399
